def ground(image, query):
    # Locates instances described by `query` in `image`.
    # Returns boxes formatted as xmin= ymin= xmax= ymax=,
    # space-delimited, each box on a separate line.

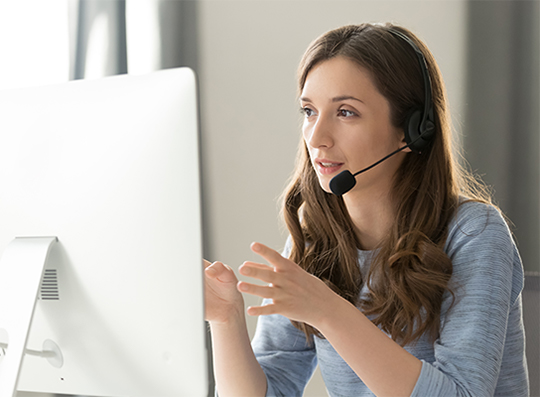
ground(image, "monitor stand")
xmin=0 ymin=237 xmax=61 ymax=397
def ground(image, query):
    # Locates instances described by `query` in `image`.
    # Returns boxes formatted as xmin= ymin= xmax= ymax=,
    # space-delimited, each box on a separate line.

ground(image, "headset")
xmin=329 ymin=28 xmax=436 ymax=196
xmin=388 ymin=28 xmax=436 ymax=153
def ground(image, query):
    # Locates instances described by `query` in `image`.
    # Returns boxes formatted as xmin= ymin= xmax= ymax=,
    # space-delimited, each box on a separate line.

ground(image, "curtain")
xmin=69 ymin=0 xmax=127 ymax=79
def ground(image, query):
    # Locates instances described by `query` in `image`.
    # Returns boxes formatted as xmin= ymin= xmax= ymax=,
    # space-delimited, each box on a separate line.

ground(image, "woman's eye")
xmin=338 ymin=109 xmax=356 ymax=117
xmin=301 ymin=107 xmax=315 ymax=117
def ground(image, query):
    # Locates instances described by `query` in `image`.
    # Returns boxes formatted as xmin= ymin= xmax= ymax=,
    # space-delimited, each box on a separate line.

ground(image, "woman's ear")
xmin=399 ymin=129 xmax=413 ymax=153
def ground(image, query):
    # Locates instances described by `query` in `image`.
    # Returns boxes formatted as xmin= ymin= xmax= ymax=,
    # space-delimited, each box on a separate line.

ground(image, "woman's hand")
xmin=237 ymin=242 xmax=339 ymax=328
xmin=203 ymin=259 xmax=244 ymax=325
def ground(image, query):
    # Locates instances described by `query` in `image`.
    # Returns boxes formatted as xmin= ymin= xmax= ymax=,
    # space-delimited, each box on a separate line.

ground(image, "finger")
xmin=251 ymin=242 xmax=289 ymax=270
xmin=241 ymin=261 xmax=274 ymax=271
xmin=237 ymin=281 xmax=274 ymax=298
xmin=246 ymin=303 xmax=278 ymax=317
xmin=204 ymin=261 xmax=223 ymax=277
xmin=205 ymin=261 xmax=236 ymax=283
xmin=239 ymin=262 xmax=278 ymax=284
xmin=203 ymin=259 xmax=212 ymax=268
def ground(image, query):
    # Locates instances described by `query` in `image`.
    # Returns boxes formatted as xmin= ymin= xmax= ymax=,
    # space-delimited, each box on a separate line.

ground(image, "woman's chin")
xmin=317 ymin=177 xmax=332 ymax=194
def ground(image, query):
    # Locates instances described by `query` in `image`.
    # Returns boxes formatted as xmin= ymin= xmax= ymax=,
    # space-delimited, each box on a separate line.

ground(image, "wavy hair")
xmin=283 ymin=23 xmax=491 ymax=346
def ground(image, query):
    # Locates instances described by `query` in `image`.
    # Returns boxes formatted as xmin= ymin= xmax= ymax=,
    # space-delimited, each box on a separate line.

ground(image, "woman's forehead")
xmin=302 ymin=58 xmax=378 ymax=98
xmin=300 ymin=57 xmax=387 ymax=110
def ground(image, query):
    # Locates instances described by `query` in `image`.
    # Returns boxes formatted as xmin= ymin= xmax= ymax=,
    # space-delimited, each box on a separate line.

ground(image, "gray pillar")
xmin=465 ymin=2 xmax=540 ymax=394
xmin=465 ymin=0 xmax=539 ymax=274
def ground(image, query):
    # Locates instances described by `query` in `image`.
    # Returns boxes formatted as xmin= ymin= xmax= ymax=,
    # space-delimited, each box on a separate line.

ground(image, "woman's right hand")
xmin=203 ymin=259 xmax=244 ymax=324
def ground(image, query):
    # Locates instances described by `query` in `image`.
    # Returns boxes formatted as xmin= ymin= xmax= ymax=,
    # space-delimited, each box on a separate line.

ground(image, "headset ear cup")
xmin=404 ymin=109 xmax=423 ymax=153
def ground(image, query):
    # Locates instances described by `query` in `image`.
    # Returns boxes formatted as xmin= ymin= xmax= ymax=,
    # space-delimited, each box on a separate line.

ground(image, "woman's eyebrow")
xmin=299 ymin=96 xmax=365 ymax=104
xmin=332 ymin=95 xmax=364 ymax=104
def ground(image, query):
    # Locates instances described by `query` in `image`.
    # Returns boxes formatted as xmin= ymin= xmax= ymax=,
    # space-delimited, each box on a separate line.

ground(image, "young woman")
xmin=203 ymin=23 xmax=529 ymax=397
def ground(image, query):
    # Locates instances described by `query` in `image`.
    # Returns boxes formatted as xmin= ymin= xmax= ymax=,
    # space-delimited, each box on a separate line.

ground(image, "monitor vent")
xmin=40 ymin=269 xmax=59 ymax=300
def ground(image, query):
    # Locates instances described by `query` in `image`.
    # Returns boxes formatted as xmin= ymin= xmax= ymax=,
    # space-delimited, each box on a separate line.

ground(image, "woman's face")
xmin=300 ymin=56 xmax=408 ymax=196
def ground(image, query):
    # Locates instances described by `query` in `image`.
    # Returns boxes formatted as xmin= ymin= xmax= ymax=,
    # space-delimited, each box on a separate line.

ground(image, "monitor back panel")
xmin=0 ymin=69 xmax=207 ymax=396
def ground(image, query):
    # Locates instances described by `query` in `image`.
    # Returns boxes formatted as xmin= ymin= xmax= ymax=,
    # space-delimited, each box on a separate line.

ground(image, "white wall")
xmin=197 ymin=1 xmax=467 ymax=395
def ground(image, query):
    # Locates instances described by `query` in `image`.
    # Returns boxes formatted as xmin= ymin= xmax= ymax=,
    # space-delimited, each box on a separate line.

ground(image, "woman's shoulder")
xmin=444 ymin=198 xmax=524 ymax=307
xmin=445 ymin=197 xmax=517 ymax=265
xmin=444 ymin=197 xmax=517 ymax=262
xmin=447 ymin=198 xmax=509 ymax=240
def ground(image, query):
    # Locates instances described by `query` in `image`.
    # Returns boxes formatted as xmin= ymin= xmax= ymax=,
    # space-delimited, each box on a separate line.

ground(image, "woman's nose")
xmin=305 ymin=115 xmax=334 ymax=149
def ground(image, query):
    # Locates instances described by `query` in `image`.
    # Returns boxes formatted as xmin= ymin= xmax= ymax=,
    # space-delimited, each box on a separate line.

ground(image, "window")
xmin=0 ymin=0 xmax=69 ymax=90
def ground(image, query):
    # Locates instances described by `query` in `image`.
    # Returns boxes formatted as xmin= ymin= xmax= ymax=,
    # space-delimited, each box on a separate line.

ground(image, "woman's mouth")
xmin=315 ymin=159 xmax=344 ymax=175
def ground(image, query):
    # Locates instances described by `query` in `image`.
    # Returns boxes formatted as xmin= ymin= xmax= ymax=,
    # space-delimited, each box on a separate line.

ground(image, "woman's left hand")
xmin=237 ymin=241 xmax=339 ymax=328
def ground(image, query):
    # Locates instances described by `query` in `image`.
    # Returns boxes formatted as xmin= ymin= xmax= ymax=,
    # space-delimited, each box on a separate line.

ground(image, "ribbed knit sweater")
xmin=251 ymin=201 xmax=529 ymax=396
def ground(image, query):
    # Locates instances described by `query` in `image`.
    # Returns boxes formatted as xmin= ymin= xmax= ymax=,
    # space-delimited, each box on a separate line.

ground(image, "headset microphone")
xmin=329 ymin=139 xmax=419 ymax=196
xmin=329 ymin=28 xmax=436 ymax=197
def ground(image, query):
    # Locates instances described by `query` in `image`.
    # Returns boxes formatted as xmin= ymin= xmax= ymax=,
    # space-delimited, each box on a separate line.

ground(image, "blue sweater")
xmin=251 ymin=201 xmax=529 ymax=396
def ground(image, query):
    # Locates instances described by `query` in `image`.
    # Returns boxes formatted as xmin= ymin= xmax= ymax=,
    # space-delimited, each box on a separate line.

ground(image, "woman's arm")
xmin=209 ymin=312 xmax=267 ymax=397
xmin=203 ymin=260 xmax=267 ymax=396
xmin=238 ymin=245 xmax=421 ymax=397
xmin=316 ymin=294 xmax=422 ymax=396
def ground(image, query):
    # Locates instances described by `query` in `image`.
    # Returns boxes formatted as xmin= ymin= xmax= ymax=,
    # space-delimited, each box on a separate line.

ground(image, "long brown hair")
xmin=283 ymin=23 xmax=490 ymax=346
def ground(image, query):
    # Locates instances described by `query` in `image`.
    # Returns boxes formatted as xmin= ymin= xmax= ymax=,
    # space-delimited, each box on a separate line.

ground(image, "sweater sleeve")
xmin=251 ymin=308 xmax=318 ymax=397
xmin=411 ymin=201 xmax=526 ymax=396
xmin=250 ymin=237 xmax=318 ymax=397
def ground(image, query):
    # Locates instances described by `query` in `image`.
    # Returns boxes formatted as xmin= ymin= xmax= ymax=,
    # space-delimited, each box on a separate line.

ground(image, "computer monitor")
xmin=0 ymin=68 xmax=208 ymax=396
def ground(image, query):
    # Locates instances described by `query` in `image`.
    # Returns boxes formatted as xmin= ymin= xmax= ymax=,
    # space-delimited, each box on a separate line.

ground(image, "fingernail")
xmin=241 ymin=266 xmax=251 ymax=275
xmin=238 ymin=282 xmax=248 ymax=291
xmin=205 ymin=267 xmax=216 ymax=276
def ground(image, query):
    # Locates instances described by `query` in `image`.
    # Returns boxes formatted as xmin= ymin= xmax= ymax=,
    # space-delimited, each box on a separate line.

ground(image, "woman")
xmin=204 ymin=23 xmax=529 ymax=396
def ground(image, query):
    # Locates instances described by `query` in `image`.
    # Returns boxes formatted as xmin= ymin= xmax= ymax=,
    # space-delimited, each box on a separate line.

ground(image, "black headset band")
xmin=387 ymin=28 xmax=434 ymax=134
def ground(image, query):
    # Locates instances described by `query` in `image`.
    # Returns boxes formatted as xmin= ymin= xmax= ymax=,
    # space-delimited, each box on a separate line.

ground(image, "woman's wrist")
xmin=208 ymin=299 xmax=246 ymax=329
xmin=315 ymin=290 xmax=358 ymax=336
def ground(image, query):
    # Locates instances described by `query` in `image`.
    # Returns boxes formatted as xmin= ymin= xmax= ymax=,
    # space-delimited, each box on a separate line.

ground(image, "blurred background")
xmin=0 ymin=0 xmax=538 ymax=396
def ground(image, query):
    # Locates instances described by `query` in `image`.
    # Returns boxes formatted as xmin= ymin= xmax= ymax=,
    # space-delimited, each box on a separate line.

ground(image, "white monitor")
xmin=0 ymin=68 xmax=208 ymax=396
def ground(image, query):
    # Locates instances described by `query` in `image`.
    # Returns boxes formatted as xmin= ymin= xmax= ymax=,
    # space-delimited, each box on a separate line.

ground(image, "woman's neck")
xmin=342 ymin=188 xmax=395 ymax=251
